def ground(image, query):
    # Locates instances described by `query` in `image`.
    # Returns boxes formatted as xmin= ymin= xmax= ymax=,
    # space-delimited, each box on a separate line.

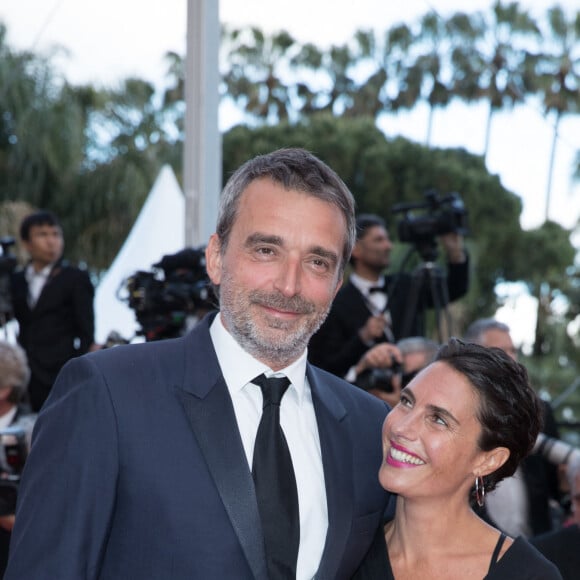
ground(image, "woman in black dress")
xmin=353 ymin=338 xmax=562 ymax=579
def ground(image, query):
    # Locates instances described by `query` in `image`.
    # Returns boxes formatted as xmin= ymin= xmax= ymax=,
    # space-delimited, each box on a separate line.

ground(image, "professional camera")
xmin=120 ymin=246 xmax=213 ymax=341
xmin=0 ymin=237 xmax=17 ymax=322
xmin=0 ymin=425 xmax=28 ymax=516
xmin=356 ymin=363 xmax=403 ymax=394
xmin=392 ymin=190 xmax=468 ymax=262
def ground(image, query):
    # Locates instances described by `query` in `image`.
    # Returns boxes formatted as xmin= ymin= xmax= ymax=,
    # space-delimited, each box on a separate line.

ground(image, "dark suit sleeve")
xmin=71 ymin=269 xmax=96 ymax=352
xmin=445 ymin=256 xmax=469 ymax=302
xmin=5 ymin=356 xmax=118 ymax=580
xmin=308 ymin=292 xmax=370 ymax=378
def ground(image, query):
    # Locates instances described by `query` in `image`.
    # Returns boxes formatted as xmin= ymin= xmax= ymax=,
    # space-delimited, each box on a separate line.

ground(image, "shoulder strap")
xmin=488 ymin=532 xmax=507 ymax=572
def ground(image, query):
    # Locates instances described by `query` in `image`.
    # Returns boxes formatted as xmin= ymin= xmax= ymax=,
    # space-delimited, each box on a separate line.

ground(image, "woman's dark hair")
xmin=435 ymin=337 xmax=543 ymax=493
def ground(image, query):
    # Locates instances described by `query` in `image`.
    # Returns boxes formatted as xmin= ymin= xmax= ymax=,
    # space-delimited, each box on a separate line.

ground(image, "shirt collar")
xmin=210 ymin=312 xmax=308 ymax=403
xmin=350 ymin=272 xmax=385 ymax=294
xmin=25 ymin=262 xmax=53 ymax=280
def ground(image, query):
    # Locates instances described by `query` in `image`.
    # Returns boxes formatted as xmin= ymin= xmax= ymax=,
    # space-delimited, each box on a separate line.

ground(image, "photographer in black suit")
xmin=308 ymin=213 xmax=468 ymax=390
xmin=10 ymin=210 xmax=98 ymax=412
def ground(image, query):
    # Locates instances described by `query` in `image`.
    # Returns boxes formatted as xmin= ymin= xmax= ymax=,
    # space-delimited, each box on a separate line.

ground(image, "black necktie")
xmin=252 ymin=374 xmax=300 ymax=579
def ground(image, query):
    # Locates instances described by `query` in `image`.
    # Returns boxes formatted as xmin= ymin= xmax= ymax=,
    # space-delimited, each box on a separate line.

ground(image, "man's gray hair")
xmin=396 ymin=336 xmax=439 ymax=360
xmin=0 ymin=341 xmax=30 ymax=403
xmin=464 ymin=318 xmax=511 ymax=344
xmin=215 ymin=148 xmax=356 ymax=273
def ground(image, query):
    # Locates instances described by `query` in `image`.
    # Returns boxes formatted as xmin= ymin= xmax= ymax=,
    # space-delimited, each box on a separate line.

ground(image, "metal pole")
xmin=184 ymin=0 xmax=221 ymax=246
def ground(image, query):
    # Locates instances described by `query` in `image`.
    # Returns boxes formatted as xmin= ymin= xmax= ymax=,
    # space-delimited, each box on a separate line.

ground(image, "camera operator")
xmin=123 ymin=247 xmax=214 ymax=342
xmin=308 ymin=213 xmax=468 ymax=389
xmin=0 ymin=341 xmax=35 ymax=576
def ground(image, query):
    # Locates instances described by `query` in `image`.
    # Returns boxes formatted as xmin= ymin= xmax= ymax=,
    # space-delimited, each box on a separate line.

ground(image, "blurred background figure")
xmin=357 ymin=336 xmax=440 ymax=408
xmin=531 ymin=455 xmax=580 ymax=580
xmin=10 ymin=210 xmax=98 ymax=412
xmin=464 ymin=318 xmax=562 ymax=538
xmin=0 ymin=340 xmax=35 ymax=577
xmin=396 ymin=336 xmax=439 ymax=386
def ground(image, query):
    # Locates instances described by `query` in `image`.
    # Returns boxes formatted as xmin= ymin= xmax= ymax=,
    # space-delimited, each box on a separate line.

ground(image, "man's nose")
xmin=274 ymin=257 xmax=301 ymax=296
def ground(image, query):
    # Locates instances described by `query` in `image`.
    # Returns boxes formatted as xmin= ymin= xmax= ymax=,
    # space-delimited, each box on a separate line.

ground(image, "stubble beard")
xmin=218 ymin=271 xmax=331 ymax=368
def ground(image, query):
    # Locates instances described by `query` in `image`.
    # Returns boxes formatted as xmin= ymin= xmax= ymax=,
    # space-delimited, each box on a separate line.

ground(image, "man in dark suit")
xmin=531 ymin=455 xmax=580 ymax=580
xmin=10 ymin=210 xmax=97 ymax=412
xmin=308 ymin=213 xmax=468 ymax=389
xmin=5 ymin=149 xmax=390 ymax=579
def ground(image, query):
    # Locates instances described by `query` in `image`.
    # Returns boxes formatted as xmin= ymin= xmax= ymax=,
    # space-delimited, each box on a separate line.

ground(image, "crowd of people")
xmin=0 ymin=148 xmax=576 ymax=579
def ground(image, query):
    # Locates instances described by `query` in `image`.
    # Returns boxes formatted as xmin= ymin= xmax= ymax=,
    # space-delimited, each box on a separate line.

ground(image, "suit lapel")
xmin=308 ymin=366 xmax=354 ymax=580
xmin=176 ymin=318 xmax=268 ymax=580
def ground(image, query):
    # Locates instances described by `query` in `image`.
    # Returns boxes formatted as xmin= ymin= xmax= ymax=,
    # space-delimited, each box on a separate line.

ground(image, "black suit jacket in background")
xmin=11 ymin=260 xmax=95 ymax=409
xmin=308 ymin=259 xmax=469 ymax=378
xmin=530 ymin=524 xmax=580 ymax=580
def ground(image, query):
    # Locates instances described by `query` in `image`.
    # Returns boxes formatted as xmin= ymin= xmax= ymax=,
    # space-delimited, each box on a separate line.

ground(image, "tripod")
xmin=397 ymin=240 xmax=452 ymax=343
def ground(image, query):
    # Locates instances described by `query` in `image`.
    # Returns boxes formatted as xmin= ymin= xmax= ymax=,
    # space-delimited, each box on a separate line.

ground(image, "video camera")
xmin=120 ymin=246 xmax=213 ymax=341
xmin=0 ymin=425 xmax=28 ymax=516
xmin=0 ymin=237 xmax=17 ymax=322
xmin=392 ymin=190 xmax=468 ymax=262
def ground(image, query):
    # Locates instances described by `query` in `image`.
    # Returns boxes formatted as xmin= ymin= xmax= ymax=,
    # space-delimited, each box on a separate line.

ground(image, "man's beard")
xmin=219 ymin=272 xmax=331 ymax=368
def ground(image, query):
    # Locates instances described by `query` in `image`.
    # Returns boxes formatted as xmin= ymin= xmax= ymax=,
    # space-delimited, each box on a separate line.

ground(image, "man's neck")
xmin=351 ymin=266 xmax=382 ymax=283
xmin=30 ymin=261 xmax=53 ymax=274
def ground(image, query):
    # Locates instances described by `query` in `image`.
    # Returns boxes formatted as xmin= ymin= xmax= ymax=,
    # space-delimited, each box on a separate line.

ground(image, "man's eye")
xmin=311 ymin=258 xmax=330 ymax=269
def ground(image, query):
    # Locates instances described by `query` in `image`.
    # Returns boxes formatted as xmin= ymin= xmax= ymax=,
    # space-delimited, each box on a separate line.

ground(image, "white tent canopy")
xmin=94 ymin=165 xmax=186 ymax=344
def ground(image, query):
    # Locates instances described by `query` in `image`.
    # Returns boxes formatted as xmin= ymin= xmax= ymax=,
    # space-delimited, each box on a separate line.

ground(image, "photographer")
xmin=0 ymin=341 xmax=34 ymax=576
xmin=355 ymin=335 xmax=440 ymax=407
xmin=308 ymin=212 xmax=468 ymax=388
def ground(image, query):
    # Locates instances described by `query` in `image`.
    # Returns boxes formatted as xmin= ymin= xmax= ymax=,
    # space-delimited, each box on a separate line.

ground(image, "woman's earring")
xmin=475 ymin=475 xmax=486 ymax=507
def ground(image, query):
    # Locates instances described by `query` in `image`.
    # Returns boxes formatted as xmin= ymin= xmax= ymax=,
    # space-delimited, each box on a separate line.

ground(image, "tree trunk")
xmin=544 ymin=112 xmax=561 ymax=222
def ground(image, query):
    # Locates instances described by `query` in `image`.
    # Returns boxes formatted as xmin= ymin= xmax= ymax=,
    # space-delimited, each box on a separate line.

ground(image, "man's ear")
xmin=333 ymin=275 xmax=343 ymax=299
xmin=474 ymin=447 xmax=510 ymax=479
xmin=350 ymin=240 xmax=362 ymax=262
xmin=205 ymin=234 xmax=222 ymax=286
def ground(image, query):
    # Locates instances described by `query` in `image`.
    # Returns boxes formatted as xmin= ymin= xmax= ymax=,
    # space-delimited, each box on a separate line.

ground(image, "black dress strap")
xmin=488 ymin=532 xmax=507 ymax=573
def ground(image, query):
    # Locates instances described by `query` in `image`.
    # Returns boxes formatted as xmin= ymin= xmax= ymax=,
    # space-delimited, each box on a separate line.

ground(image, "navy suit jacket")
xmin=6 ymin=314 xmax=390 ymax=579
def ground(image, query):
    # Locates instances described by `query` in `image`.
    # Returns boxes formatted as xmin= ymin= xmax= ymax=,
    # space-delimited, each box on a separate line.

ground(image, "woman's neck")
xmin=387 ymin=495 xmax=481 ymax=557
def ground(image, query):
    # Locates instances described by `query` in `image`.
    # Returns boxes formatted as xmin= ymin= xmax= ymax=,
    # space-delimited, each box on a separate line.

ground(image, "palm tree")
xmin=532 ymin=5 xmax=580 ymax=222
xmin=450 ymin=2 xmax=540 ymax=163
xmin=388 ymin=11 xmax=471 ymax=146
xmin=221 ymin=26 xmax=299 ymax=124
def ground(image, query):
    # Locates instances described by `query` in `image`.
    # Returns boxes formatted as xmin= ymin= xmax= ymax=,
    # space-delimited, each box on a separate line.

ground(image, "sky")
xmin=0 ymin=0 xmax=578 ymax=347
xmin=0 ymin=0 xmax=579 ymax=235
